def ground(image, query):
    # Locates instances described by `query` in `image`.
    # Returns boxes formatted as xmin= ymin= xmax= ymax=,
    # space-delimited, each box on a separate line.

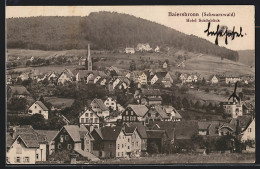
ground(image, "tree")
xmin=182 ymin=97 xmax=190 ymax=109
xmin=202 ymin=78 xmax=206 ymax=85
xmin=180 ymin=85 xmax=189 ymax=94
xmin=191 ymin=134 xmax=205 ymax=149
xmin=129 ymin=60 xmax=136 ymax=71
xmin=129 ymin=80 xmax=136 ymax=94
xmin=30 ymin=114 xmax=46 ymax=129
xmin=149 ymin=142 xmax=159 ymax=154
xmin=194 ymin=100 xmax=202 ymax=109
xmin=7 ymin=98 xmax=27 ymax=112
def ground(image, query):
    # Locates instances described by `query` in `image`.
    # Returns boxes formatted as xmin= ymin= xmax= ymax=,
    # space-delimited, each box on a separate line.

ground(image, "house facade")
xmin=222 ymin=102 xmax=243 ymax=118
xmin=121 ymin=104 xmax=149 ymax=123
xmin=104 ymin=97 xmax=117 ymax=111
xmin=241 ymin=118 xmax=255 ymax=142
xmin=125 ymin=48 xmax=135 ymax=54
xmin=28 ymin=101 xmax=49 ymax=119
xmin=90 ymin=98 xmax=110 ymax=118
xmin=79 ymin=107 xmax=100 ymax=129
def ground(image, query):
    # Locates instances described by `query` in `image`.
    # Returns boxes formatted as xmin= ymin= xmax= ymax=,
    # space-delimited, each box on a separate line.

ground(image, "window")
xmin=94 ymin=125 xmax=98 ymax=128
xmin=248 ymin=128 xmax=252 ymax=132
xmin=67 ymin=144 xmax=72 ymax=150
xmin=111 ymin=103 xmax=114 ymax=105
xmin=36 ymin=154 xmax=39 ymax=160
xmin=86 ymin=118 xmax=89 ymax=123
xmin=60 ymin=135 xmax=64 ymax=142
xmin=39 ymin=110 xmax=42 ymax=114
xmin=85 ymin=113 xmax=89 ymax=117
xmin=128 ymin=138 xmax=130 ymax=142
xmin=90 ymin=113 xmax=93 ymax=117
xmin=24 ymin=157 xmax=29 ymax=163
xmin=118 ymin=144 xmax=120 ymax=149
xmin=16 ymin=157 xmax=20 ymax=163
xmin=121 ymin=152 xmax=124 ymax=157
xmin=86 ymin=140 xmax=90 ymax=144
xmin=132 ymin=142 xmax=134 ymax=146
xmin=90 ymin=118 xmax=93 ymax=123
xmin=58 ymin=143 xmax=61 ymax=149
xmin=95 ymin=118 xmax=98 ymax=123
xmin=118 ymin=152 xmax=120 ymax=157
xmin=122 ymin=144 xmax=124 ymax=148
xmin=126 ymin=111 xmax=128 ymax=115
xmin=128 ymin=146 xmax=130 ymax=149
xmin=81 ymin=118 xmax=84 ymax=123
xmin=35 ymin=106 xmax=37 ymax=109
xmin=109 ymin=144 xmax=112 ymax=149
xmin=136 ymin=142 xmax=139 ymax=146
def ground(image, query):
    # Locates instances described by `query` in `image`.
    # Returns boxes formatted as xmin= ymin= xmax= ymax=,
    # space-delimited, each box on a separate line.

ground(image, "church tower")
xmin=88 ymin=44 xmax=92 ymax=71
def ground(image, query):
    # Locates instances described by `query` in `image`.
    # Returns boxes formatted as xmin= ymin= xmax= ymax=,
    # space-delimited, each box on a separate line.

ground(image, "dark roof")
xmin=142 ymin=88 xmax=161 ymax=96
xmin=6 ymin=132 xmax=14 ymax=148
xmin=154 ymin=72 xmax=168 ymax=83
xmin=126 ymin=122 xmax=148 ymax=139
xmin=146 ymin=130 xmax=166 ymax=139
xmin=99 ymin=126 xmax=122 ymax=141
xmin=174 ymin=120 xmax=198 ymax=140
xmin=8 ymin=86 xmax=30 ymax=95
xmin=147 ymin=121 xmax=175 ymax=140
xmin=124 ymin=126 xmax=136 ymax=133
xmin=35 ymin=130 xmax=59 ymax=143
xmin=34 ymin=101 xmax=48 ymax=111
xmin=17 ymin=134 xmax=41 ymax=148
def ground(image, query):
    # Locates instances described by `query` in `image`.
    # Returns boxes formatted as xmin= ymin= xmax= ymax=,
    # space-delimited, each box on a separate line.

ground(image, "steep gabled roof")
xmin=62 ymin=125 xmax=88 ymax=142
xmin=147 ymin=121 xmax=175 ymax=140
xmin=154 ymin=105 xmax=169 ymax=119
xmin=92 ymin=98 xmax=109 ymax=111
xmin=34 ymin=101 xmax=48 ymax=111
xmin=35 ymin=130 xmax=59 ymax=143
xmin=126 ymin=122 xmax=148 ymax=139
xmin=100 ymin=126 xmax=122 ymax=141
xmin=128 ymin=104 xmax=149 ymax=117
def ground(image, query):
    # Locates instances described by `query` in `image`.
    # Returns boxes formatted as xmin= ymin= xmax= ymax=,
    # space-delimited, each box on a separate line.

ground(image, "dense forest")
xmin=7 ymin=11 xmax=238 ymax=61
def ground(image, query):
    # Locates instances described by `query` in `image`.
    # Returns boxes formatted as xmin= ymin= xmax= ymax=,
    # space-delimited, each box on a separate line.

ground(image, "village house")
xmin=79 ymin=107 xmax=100 ymax=129
xmin=18 ymin=72 xmax=30 ymax=81
xmin=116 ymin=128 xmax=131 ymax=158
xmin=241 ymin=118 xmax=255 ymax=142
xmin=91 ymin=126 xmax=122 ymax=158
xmin=6 ymin=126 xmax=48 ymax=164
xmin=57 ymin=69 xmax=74 ymax=85
xmin=163 ymin=106 xmax=182 ymax=121
xmin=209 ymin=75 xmax=219 ymax=84
xmin=146 ymin=130 xmax=168 ymax=154
xmin=124 ymin=122 xmax=148 ymax=152
xmin=90 ymin=98 xmax=110 ymax=118
xmin=28 ymin=101 xmax=49 ymax=119
xmin=78 ymin=57 xmax=86 ymax=66
xmin=138 ymin=71 xmax=150 ymax=85
xmin=225 ymin=76 xmax=241 ymax=84
xmin=162 ymin=62 xmax=168 ymax=69
xmin=150 ymin=72 xmax=173 ymax=87
xmin=141 ymin=88 xmax=162 ymax=105
xmin=7 ymin=85 xmax=30 ymax=99
xmin=53 ymin=125 xmax=98 ymax=161
xmin=29 ymin=56 xmax=34 ymax=61
xmin=136 ymin=43 xmax=152 ymax=52
xmin=104 ymin=97 xmax=117 ymax=111
xmin=144 ymin=105 xmax=170 ymax=123
xmin=125 ymin=48 xmax=135 ymax=54
xmin=154 ymin=46 xmax=160 ymax=52
xmin=122 ymin=104 xmax=149 ymax=123
xmin=147 ymin=121 xmax=176 ymax=144
xmin=34 ymin=130 xmax=59 ymax=156
xmin=46 ymin=72 xmax=58 ymax=82
xmin=221 ymin=101 xmax=243 ymax=118
xmin=124 ymin=126 xmax=142 ymax=157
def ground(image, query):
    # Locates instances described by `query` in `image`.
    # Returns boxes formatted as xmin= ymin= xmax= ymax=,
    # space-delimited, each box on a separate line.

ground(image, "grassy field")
xmin=91 ymin=153 xmax=255 ymax=164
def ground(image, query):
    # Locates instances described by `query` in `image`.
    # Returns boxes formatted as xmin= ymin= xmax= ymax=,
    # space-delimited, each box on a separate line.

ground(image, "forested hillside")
xmin=237 ymin=50 xmax=255 ymax=67
xmin=7 ymin=11 xmax=239 ymax=61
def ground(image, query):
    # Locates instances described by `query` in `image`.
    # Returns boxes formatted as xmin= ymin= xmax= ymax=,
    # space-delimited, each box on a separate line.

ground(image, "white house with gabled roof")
xmin=28 ymin=101 xmax=49 ymax=119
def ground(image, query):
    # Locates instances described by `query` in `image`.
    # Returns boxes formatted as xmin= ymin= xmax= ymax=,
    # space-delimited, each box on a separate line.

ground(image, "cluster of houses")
xmin=178 ymin=73 xmax=254 ymax=85
xmin=6 ymin=110 xmax=255 ymax=164
xmin=124 ymin=43 xmax=160 ymax=54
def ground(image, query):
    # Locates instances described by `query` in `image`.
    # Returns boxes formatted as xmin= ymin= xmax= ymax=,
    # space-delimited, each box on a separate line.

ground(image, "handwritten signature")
xmin=204 ymin=22 xmax=244 ymax=45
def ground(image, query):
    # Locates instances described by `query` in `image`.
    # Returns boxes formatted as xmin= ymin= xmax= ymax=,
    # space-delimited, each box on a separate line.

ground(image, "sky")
xmin=6 ymin=6 xmax=255 ymax=51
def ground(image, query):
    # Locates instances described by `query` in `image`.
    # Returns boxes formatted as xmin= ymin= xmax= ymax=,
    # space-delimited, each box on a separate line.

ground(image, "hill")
xmin=237 ymin=50 xmax=255 ymax=67
xmin=7 ymin=11 xmax=238 ymax=61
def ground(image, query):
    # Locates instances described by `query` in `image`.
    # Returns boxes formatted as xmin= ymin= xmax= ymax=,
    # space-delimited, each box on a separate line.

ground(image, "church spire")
xmin=88 ymin=44 xmax=92 ymax=71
